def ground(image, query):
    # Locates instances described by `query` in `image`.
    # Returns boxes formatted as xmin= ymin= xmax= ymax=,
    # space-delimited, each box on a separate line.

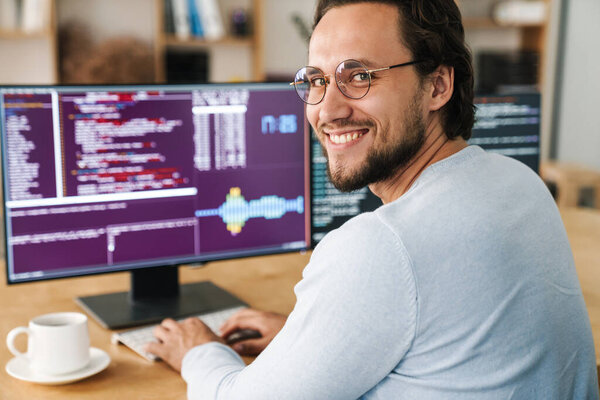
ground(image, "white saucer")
xmin=5 ymin=347 xmax=110 ymax=385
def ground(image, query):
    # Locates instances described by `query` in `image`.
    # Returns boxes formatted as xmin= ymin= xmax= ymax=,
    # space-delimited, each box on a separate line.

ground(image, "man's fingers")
xmin=161 ymin=318 xmax=180 ymax=331
xmin=152 ymin=324 xmax=167 ymax=340
xmin=145 ymin=340 xmax=163 ymax=357
xmin=220 ymin=312 xmax=260 ymax=336
xmin=220 ymin=309 xmax=256 ymax=332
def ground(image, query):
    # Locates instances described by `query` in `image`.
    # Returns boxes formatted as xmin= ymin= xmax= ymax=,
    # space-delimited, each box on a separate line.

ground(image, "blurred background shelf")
xmin=0 ymin=0 xmax=265 ymax=84
xmin=0 ymin=30 xmax=54 ymax=39
xmin=463 ymin=17 xmax=546 ymax=29
xmin=163 ymin=35 xmax=254 ymax=48
xmin=0 ymin=0 xmax=551 ymax=88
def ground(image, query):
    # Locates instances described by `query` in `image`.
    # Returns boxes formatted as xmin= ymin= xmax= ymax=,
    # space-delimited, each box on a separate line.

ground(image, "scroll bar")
xmin=51 ymin=91 xmax=64 ymax=198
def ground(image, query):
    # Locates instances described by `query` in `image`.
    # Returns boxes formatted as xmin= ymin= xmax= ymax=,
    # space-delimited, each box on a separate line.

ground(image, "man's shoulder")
xmin=307 ymin=209 xmax=416 ymax=295
xmin=314 ymin=211 xmax=406 ymax=260
xmin=426 ymin=145 xmax=538 ymax=183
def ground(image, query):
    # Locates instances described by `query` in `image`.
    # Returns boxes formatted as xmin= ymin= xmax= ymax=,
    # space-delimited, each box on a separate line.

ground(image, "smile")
xmin=327 ymin=129 xmax=369 ymax=145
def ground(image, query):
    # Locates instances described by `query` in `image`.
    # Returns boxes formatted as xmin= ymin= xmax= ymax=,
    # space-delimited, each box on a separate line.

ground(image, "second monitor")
xmin=310 ymin=92 xmax=541 ymax=246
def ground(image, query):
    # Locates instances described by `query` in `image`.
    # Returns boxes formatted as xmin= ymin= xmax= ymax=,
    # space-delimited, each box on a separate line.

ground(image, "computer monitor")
xmin=469 ymin=93 xmax=541 ymax=173
xmin=1 ymin=83 xmax=310 ymax=329
xmin=310 ymin=92 xmax=541 ymax=246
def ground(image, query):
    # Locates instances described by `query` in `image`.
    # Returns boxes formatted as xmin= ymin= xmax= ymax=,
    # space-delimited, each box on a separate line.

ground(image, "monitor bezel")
xmin=1 ymin=82 xmax=312 ymax=285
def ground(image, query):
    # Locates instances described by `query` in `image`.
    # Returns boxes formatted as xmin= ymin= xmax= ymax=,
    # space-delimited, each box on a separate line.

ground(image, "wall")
xmin=555 ymin=0 xmax=600 ymax=169
xmin=262 ymin=0 xmax=316 ymax=79
xmin=0 ymin=38 xmax=56 ymax=84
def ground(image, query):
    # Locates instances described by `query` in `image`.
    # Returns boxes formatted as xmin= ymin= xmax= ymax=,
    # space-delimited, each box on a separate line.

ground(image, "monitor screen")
xmin=469 ymin=93 xmax=540 ymax=173
xmin=310 ymin=92 xmax=541 ymax=246
xmin=1 ymin=83 xmax=310 ymax=285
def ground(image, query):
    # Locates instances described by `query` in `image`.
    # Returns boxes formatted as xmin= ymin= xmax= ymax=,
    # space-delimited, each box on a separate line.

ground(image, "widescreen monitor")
xmin=310 ymin=92 xmax=541 ymax=246
xmin=0 ymin=83 xmax=310 ymax=328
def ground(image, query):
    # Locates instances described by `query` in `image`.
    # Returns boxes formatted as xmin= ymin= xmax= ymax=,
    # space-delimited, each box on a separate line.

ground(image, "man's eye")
xmin=350 ymin=72 xmax=370 ymax=82
xmin=310 ymin=77 xmax=327 ymax=87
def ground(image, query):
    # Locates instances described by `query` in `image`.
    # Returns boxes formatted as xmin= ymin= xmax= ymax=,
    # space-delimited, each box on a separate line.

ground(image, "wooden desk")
xmin=2 ymin=208 xmax=600 ymax=398
xmin=560 ymin=208 xmax=600 ymax=366
xmin=0 ymin=252 xmax=310 ymax=400
xmin=541 ymin=161 xmax=600 ymax=208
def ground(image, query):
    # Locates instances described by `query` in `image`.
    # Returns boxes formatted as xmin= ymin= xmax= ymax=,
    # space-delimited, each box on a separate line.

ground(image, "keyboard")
xmin=111 ymin=306 xmax=247 ymax=361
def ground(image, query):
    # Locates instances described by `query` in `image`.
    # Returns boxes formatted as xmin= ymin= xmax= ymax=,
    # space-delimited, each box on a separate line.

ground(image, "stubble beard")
xmin=322 ymin=93 xmax=426 ymax=193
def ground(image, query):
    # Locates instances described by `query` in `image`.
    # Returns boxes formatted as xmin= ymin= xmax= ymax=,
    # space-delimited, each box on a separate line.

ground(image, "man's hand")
xmin=220 ymin=309 xmax=287 ymax=356
xmin=145 ymin=317 xmax=224 ymax=372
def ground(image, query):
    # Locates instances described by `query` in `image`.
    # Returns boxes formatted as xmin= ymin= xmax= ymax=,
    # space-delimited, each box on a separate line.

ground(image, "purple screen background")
xmin=61 ymin=93 xmax=196 ymax=196
xmin=1 ymin=86 xmax=308 ymax=280
xmin=3 ymin=94 xmax=57 ymax=200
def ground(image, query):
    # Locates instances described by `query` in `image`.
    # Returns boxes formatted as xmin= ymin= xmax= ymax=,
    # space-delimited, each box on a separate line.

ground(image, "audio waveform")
xmin=195 ymin=187 xmax=304 ymax=235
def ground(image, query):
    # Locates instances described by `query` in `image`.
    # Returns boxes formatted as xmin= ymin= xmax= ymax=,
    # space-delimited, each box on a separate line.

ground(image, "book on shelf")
xmin=166 ymin=0 xmax=226 ymax=41
xmin=188 ymin=0 xmax=204 ymax=37
xmin=164 ymin=0 xmax=175 ymax=34
xmin=197 ymin=0 xmax=225 ymax=40
xmin=171 ymin=0 xmax=191 ymax=40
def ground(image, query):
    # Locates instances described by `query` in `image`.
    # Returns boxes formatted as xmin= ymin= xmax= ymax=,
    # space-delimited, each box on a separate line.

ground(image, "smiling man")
xmin=147 ymin=1 xmax=599 ymax=399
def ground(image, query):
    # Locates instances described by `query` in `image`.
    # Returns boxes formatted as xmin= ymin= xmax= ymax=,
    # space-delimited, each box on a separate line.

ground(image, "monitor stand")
xmin=75 ymin=266 xmax=247 ymax=330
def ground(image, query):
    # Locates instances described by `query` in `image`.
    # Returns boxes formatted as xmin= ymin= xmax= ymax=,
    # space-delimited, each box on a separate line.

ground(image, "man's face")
xmin=307 ymin=3 xmax=427 ymax=192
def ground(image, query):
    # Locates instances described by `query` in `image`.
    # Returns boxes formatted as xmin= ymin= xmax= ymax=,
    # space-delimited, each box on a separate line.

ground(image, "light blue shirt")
xmin=182 ymin=146 xmax=598 ymax=399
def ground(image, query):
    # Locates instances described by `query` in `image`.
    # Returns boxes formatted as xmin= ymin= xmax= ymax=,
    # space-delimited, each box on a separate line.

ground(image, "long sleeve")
xmin=181 ymin=213 xmax=418 ymax=399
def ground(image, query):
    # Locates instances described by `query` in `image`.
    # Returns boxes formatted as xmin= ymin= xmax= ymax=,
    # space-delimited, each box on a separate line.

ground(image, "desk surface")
xmin=0 ymin=252 xmax=310 ymax=400
xmin=1 ymin=208 xmax=600 ymax=399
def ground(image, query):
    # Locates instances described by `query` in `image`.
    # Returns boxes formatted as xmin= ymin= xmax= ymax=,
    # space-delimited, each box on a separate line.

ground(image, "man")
xmin=147 ymin=1 xmax=599 ymax=398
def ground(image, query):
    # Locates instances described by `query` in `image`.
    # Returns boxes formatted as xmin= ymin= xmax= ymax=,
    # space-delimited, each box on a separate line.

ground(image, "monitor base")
xmin=76 ymin=280 xmax=247 ymax=330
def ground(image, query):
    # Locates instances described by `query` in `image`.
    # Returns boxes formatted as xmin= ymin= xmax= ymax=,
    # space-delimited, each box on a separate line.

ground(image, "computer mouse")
xmin=225 ymin=329 xmax=262 ymax=345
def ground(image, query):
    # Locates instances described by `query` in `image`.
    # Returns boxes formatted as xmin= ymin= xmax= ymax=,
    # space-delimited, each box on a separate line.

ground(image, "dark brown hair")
xmin=314 ymin=0 xmax=475 ymax=140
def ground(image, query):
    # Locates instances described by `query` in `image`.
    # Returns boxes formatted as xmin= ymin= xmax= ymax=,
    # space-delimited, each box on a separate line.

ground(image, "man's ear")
xmin=428 ymin=65 xmax=454 ymax=112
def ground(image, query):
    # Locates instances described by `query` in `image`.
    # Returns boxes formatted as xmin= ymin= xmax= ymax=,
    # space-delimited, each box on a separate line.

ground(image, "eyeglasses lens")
xmin=294 ymin=67 xmax=326 ymax=105
xmin=336 ymin=60 xmax=370 ymax=100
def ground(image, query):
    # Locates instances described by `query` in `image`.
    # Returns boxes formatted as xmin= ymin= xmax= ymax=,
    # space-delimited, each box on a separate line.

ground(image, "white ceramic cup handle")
xmin=6 ymin=326 xmax=31 ymax=359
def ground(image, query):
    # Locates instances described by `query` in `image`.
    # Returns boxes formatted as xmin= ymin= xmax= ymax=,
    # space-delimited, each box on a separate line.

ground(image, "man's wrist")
xmin=181 ymin=342 xmax=244 ymax=380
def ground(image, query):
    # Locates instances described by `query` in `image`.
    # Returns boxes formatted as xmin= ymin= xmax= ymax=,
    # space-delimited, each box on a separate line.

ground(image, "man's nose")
xmin=317 ymin=79 xmax=353 ymax=125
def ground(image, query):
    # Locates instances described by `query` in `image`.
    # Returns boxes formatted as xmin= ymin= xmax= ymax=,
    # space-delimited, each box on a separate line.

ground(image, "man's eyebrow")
xmin=355 ymin=58 xmax=379 ymax=68
xmin=307 ymin=58 xmax=380 ymax=71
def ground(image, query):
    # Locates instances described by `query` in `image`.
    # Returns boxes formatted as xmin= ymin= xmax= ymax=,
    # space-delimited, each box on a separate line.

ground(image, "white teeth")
xmin=330 ymin=132 xmax=365 ymax=144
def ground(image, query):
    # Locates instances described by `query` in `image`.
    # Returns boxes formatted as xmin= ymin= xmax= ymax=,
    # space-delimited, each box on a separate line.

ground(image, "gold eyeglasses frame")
xmin=290 ymin=59 xmax=422 ymax=105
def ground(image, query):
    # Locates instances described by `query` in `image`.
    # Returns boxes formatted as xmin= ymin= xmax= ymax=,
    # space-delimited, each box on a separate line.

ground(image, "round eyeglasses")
xmin=290 ymin=59 xmax=421 ymax=105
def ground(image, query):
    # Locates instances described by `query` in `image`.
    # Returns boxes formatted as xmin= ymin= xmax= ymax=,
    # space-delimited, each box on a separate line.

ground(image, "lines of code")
xmin=61 ymin=92 xmax=194 ymax=196
xmin=192 ymin=89 xmax=250 ymax=171
xmin=2 ymin=94 xmax=56 ymax=201
xmin=192 ymin=90 xmax=211 ymax=172
xmin=469 ymin=94 xmax=541 ymax=170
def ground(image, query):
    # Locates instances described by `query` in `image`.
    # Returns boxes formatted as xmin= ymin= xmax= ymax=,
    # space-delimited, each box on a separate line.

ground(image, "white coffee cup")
xmin=6 ymin=312 xmax=91 ymax=375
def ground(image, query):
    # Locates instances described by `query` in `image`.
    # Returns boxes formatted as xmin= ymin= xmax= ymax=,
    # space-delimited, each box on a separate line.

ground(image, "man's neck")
xmin=369 ymin=123 xmax=468 ymax=204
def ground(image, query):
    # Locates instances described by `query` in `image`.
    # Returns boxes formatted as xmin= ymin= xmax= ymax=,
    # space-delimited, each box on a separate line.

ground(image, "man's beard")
xmin=321 ymin=94 xmax=426 ymax=192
